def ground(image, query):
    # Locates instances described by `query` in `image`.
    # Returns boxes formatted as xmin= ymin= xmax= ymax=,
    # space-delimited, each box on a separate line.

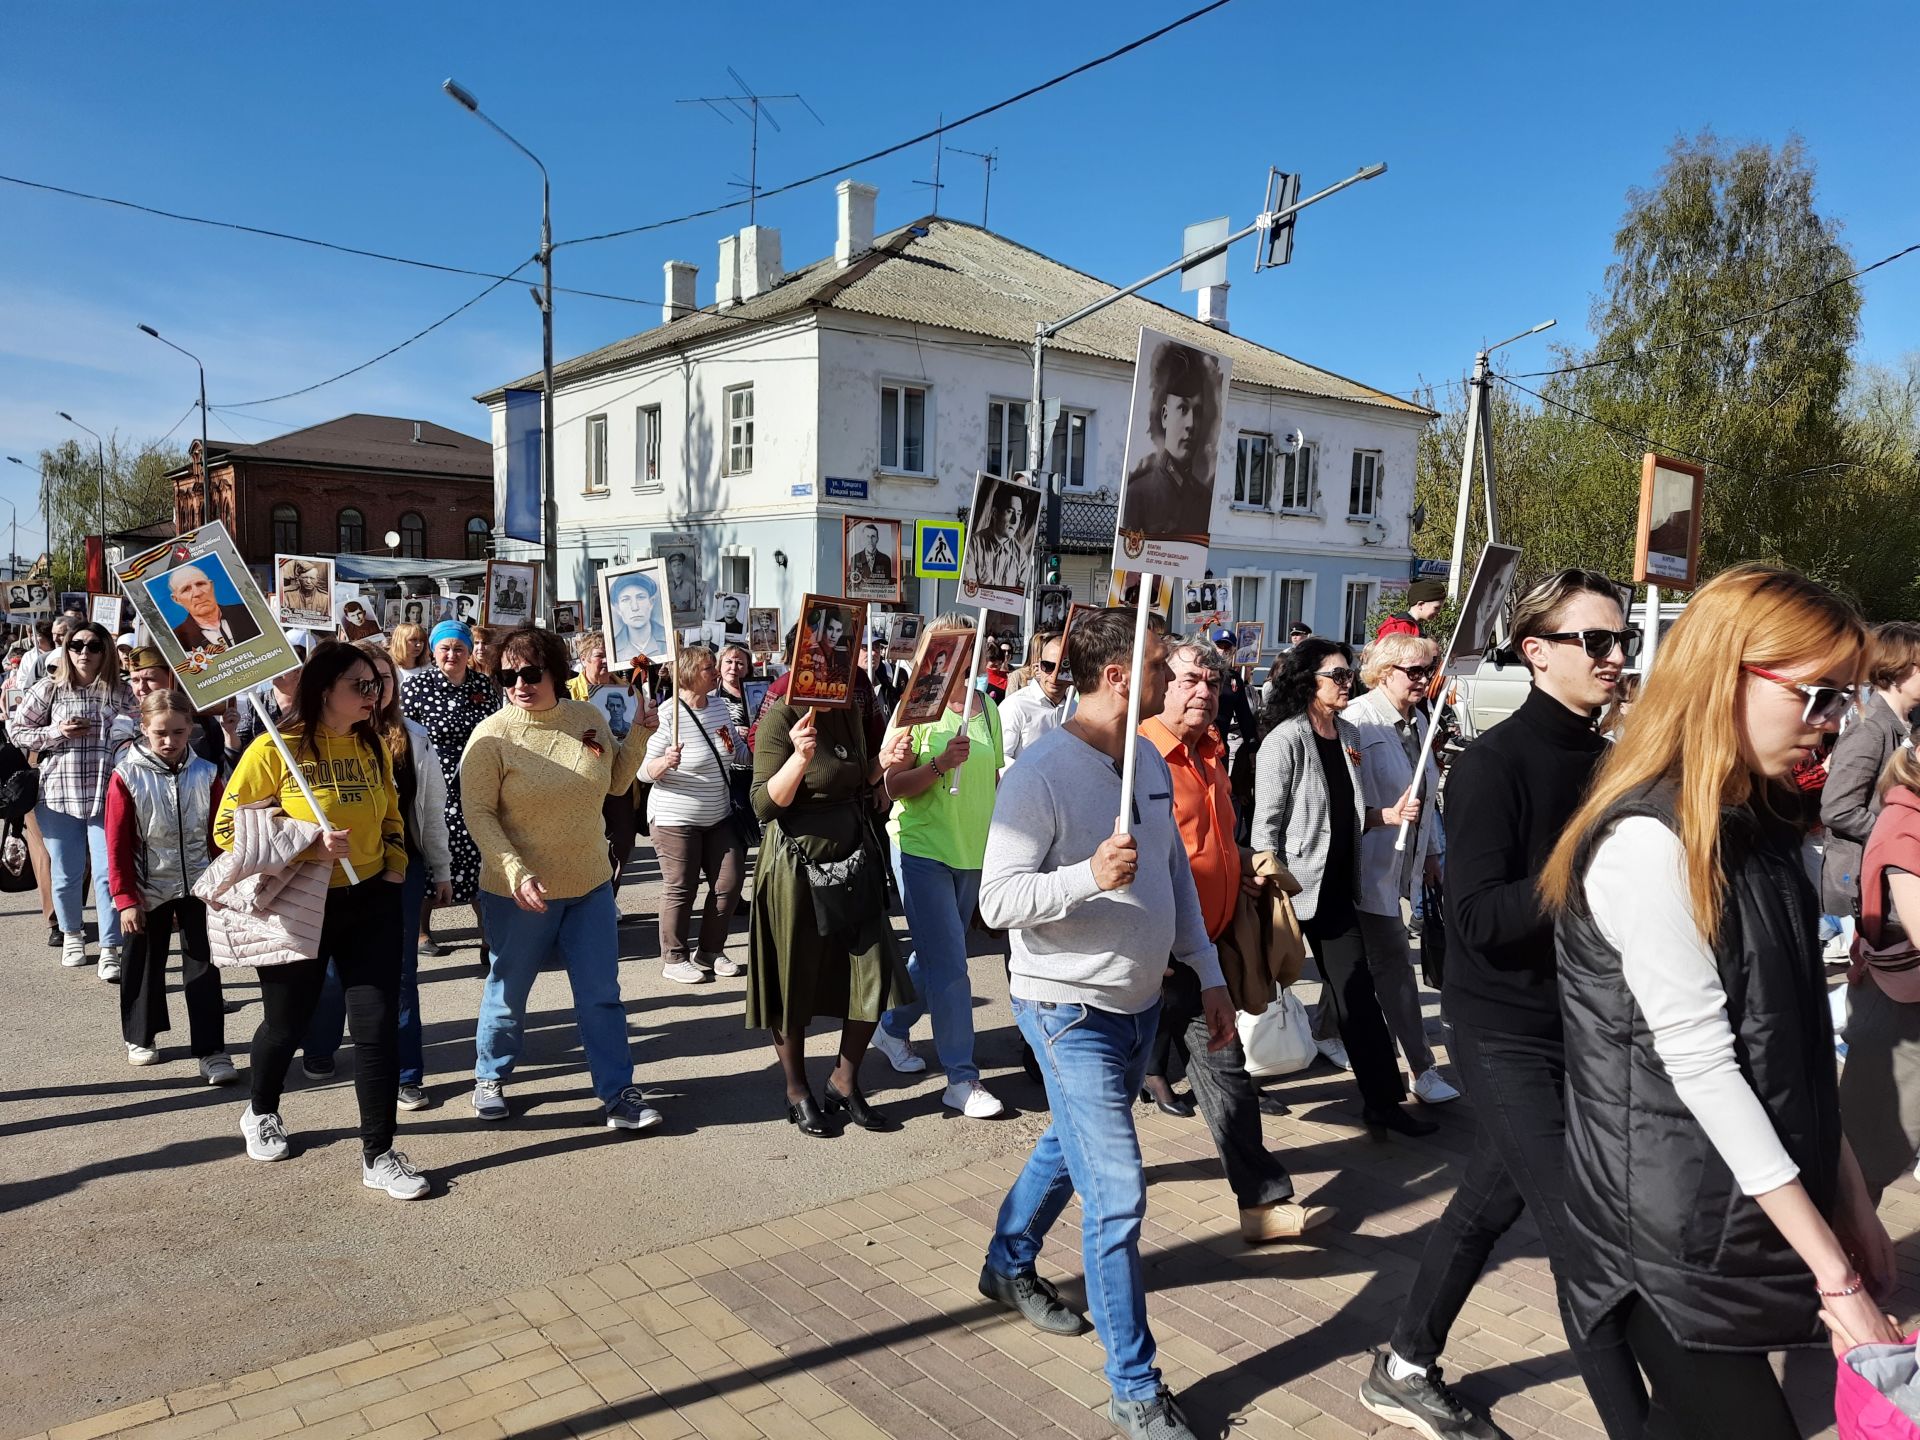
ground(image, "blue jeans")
xmin=37 ymin=803 xmax=120 ymax=947
xmin=474 ymin=882 xmax=631 ymax=1105
xmin=881 ymin=846 xmax=981 ymax=1086
xmin=986 ymin=996 xmax=1162 ymax=1402
xmin=305 ymin=857 xmax=426 ymax=1083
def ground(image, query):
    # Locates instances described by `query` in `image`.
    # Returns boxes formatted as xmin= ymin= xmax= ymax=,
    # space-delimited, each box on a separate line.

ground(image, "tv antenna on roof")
xmin=914 ymin=114 xmax=947 ymax=217
xmin=945 ymin=144 xmax=999 ymax=227
xmin=676 ymin=67 xmax=824 ymax=226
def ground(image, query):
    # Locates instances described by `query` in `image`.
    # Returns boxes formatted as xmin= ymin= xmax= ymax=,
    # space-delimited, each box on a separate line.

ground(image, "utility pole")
xmin=58 ymin=413 xmax=106 ymax=585
xmin=1022 ymin=163 xmax=1391 ymax=618
xmin=1443 ymin=320 xmax=1555 ymax=602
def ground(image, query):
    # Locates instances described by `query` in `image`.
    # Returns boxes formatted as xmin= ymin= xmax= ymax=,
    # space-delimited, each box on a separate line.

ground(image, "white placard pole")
xmin=1640 ymin=583 xmax=1661 ymax=677
xmin=1392 ymin=692 xmax=1447 ymax=855
xmin=1115 ymin=588 xmax=1153 ymax=841
xmin=949 ymin=615 xmax=990 ymax=795
xmin=247 ymin=691 xmax=360 ymax=884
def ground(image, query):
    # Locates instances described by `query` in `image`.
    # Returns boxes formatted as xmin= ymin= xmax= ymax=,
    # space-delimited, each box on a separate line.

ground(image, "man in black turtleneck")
xmin=1361 ymin=570 xmax=1649 ymax=1440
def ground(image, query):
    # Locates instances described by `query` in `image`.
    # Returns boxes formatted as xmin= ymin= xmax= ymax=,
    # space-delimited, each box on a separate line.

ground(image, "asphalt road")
xmin=0 ymin=846 xmax=1059 ymax=1437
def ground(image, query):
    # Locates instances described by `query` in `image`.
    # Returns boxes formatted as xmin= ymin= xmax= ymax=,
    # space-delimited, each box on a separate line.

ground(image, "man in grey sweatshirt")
xmin=977 ymin=608 xmax=1234 ymax=1440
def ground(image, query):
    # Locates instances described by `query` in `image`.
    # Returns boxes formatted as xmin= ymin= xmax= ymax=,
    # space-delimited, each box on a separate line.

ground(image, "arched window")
xmin=398 ymin=511 xmax=426 ymax=559
xmin=271 ymin=503 xmax=300 ymax=553
xmin=337 ymin=507 xmax=365 ymax=554
xmin=465 ymin=516 xmax=491 ymax=561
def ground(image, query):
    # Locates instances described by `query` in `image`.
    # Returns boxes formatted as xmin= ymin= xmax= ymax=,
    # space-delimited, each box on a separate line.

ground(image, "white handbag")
xmin=1238 ymin=987 xmax=1316 ymax=1077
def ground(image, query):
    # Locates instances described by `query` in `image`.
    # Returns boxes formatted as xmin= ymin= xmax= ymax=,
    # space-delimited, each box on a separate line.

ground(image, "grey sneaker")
xmin=661 ymin=958 xmax=708 ymax=985
xmin=397 ymin=1083 xmax=430 ymax=1111
xmin=708 ymin=953 xmax=743 ymax=978
xmin=606 ymin=1086 xmax=664 ymax=1132
xmin=199 ymin=1053 xmax=239 ymax=1086
xmin=1358 ymin=1350 xmax=1506 ymax=1439
xmin=1107 ymin=1386 xmax=1199 ymax=1440
xmin=977 ymin=1264 xmax=1090 ymax=1336
xmin=362 ymin=1148 xmax=429 ymax=1200
xmin=471 ymin=1079 xmax=508 ymax=1120
xmin=240 ymin=1106 xmax=289 ymax=1162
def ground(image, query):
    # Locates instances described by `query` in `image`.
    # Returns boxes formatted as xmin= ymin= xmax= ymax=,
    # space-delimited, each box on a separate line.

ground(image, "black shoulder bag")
xmin=682 ymin=699 xmax=759 ymax=850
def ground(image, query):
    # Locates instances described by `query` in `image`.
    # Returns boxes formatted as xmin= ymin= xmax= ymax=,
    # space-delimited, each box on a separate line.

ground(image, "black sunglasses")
xmin=67 ymin=639 xmax=104 ymax=655
xmin=348 ymin=677 xmax=382 ymax=698
xmin=1315 ymin=667 xmax=1357 ymax=687
xmin=1537 ymin=628 xmax=1642 ymax=662
xmin=1037 ymin=659 xmax=1061 ymax=674
xmin=1391 ymin=664 xmax=1434 ymax=681
xmin=498 ymin=664 xmax=548 ymax=688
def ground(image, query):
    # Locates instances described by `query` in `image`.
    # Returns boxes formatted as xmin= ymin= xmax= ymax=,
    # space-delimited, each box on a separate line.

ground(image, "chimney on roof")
xmin=1198 ymin=282 xmax=1230 ymax=333
xmin=836 ymin=179 xmax=877 ymax=267
xmin=663 ymin=260 xmax=698 ymax=324
xmin=717 ymin=234 xmax=741 ymax=309
xmin=411 ymin=421 xmax=423 ymax=443
xmin=738 ymin=225 xmax=782 ymax=300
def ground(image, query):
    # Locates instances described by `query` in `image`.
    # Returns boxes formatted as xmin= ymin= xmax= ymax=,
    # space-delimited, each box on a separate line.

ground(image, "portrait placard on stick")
xmin=482 ymin=559 xmax=540 ymax=626
xmin=650 ymin=532 xmax=706 ymax=629
xmin=747 ymin=607 xmax=781 ymax=670
xmin=1112 ymin=326 xmax=1232 ymax=580
xmin=842 ymin=517 xmax=902 ymax=603
xmin=274 ymin=555 xmax=336 ymax=629
xmin=891 ymin=624 xmax=973 ymax=729
xmin=788 ymin=594 xmax=866 ymax=710
xmin=598 ymin=559 xmax=674 ymax=672
xmin=88 ymin=593 xmax=123 ymax=631
xmin=958 ymin=472 xmax=1041 ymax=615
xmin=1634 ymin=452 xmax=1705 ymax=590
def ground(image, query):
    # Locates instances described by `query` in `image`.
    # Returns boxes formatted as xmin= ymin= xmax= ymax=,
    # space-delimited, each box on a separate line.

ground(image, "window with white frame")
xmin=720 ymin=554 xmax=751 ymax=595
xmin=881 ymin=384 xmax=928 ymax=474
xmin=1230 ymin=574 xmax=1263 ymax=627
xmin=1050 ymin=408 xmax=1091 ymax=488
xmin=1343 ymin=580 xmax=1377 ymax=646
xmin=584 ymin=414 xmax=609 ymax=493
xmin=636 ymin=405 xmax=662 ymax=488
xmin=724 ymin=384 xmax=754 ymax=475
xmin=986 ymin=399 xmax=1028 ymax=479
xmin=1234 ymin=433 xmax=1273 ymax=507
xmin=1349 ymin=449 xmax=1382 ymax=519
xmin=1278 ymin=442 xmax=1316 ymax=512
xmin=1277 ymin=577 xmax=1310 ymax=635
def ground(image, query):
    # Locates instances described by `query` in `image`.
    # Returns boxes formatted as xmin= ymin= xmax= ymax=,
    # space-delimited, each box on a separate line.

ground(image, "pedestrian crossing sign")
xmin=914 ymin=519 xmax=964 ymax=579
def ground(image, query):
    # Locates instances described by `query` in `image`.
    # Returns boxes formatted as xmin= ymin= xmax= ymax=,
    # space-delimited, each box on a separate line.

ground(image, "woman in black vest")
xmin=1543 ymin=564 xmax=1898 ymax=1437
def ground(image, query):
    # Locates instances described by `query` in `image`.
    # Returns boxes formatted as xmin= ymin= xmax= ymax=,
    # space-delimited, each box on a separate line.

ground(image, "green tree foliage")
xmin=1415 ymin=132 xmax=1920 ymax=618
xmin=34 ymin=434 xmax=184 ymax=590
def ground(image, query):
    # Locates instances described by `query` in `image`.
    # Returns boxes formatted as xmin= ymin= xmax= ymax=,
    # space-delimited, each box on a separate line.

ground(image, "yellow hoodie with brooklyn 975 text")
xmin=216 ymin=727 xmax=408 ymax=887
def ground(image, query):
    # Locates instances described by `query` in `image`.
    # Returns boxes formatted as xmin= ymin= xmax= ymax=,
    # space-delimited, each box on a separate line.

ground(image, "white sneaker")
xmin=97 ymin=947 xmax=122 ymax=983
xmin=943 ymin=1080 xmax=1005 ymax=1119
xmin=1413 ymin=1067 xmax=1461 ymax=1105
xmin=60 ymin=933 xmax=87 ymax=968
xmin=362 ymin=1148 xmax=429 ymax=1200
xmin=1316 ymin=1039 xmax=1352 ymax=1071
xmin=662 ymin=959 xmax=709 ymax=985
xmin=199 ymin=1053 xmax=239 ymax=1086
xmin=240 ymin=1105 xmax=289 ymax=1162
xmin=871 ymin=1025 xmax=927 ymax=1073
xmin=126 ymin=1041 xmax=159 ymax=1066
xmin=471 ymin=1079 xmax=508 ymax=1121
xmin=709 ymin=953 xmax=743 ymax=978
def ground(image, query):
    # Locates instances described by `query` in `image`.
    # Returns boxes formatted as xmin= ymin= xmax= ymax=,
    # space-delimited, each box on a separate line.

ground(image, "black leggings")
xmin=249 ymin=878 xmax=403 ymax=1161
xmin=1619 ymin=1297 xmax=1798 ymax=1440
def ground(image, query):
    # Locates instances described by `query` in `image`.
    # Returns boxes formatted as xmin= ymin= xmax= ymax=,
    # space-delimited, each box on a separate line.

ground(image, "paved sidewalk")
xmin=20 ymin=1068 xmax=1917 ymax=1440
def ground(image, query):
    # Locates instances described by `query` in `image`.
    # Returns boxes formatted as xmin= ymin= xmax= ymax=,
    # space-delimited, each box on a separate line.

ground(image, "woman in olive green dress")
xmin=749 ymin=699 xmax=914 ymax=1136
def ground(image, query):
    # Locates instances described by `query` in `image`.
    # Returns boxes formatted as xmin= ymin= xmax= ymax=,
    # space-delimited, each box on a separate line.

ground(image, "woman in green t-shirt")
xmin=870 ymin=617 xmax=1008 ymax=1120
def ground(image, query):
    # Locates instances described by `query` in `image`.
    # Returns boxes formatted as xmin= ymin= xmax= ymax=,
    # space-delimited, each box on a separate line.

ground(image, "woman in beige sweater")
xmin=460 ymin=626 xmax=660 ymax=1131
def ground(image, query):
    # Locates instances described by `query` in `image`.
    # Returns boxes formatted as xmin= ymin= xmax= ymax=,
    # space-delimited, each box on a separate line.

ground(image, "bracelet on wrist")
xmin=1817 ymin=1274 xmax=1864 ymax=1298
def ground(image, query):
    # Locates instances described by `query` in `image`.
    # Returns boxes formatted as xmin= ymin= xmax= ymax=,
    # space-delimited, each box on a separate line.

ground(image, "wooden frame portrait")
xmin=1235 ymin=621 xmax=1265 ymax=657
xmin=482 ymin=559 xmax=541 ymax=626
xmin=842 ymin=516 xmax=902 ymax=603
xmin=553 ymin=600 xmax=583 ymax=636
xmin=788 ymin=593 xmax=866 ymax=709
xmin=598 ymin=558 xmax=674 ymax=671
xmin=1634 ymin=452 xmax=1706 ymax=590
xmin=340 ymin=591 xmax=382 ymax=641
xmin=893 ymin=624 xmax=974 ymax=729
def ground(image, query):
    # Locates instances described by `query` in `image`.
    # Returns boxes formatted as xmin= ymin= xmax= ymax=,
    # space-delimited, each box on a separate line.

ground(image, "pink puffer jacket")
xmin=194 ymin=801 xmax=331 ymax=968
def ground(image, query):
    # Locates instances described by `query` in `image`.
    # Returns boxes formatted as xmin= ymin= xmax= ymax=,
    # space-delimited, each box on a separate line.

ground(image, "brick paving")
xmin=19 ymin=1065 xmax=1920 ymax=1440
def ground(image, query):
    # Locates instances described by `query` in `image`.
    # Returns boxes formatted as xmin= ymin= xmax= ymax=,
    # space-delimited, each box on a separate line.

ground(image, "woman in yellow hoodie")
xmin=216 ymin=642 xmax=425 ymax=1200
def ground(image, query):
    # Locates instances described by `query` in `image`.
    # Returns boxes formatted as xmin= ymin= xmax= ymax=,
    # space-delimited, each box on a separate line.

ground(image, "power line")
xmin=0 ymin=172 xmax=658 ymax=307
xmin=558 ymin=0 xmax=1238 ymax=248
xmin=1506 ymin=240 xmax=1920 ymax=381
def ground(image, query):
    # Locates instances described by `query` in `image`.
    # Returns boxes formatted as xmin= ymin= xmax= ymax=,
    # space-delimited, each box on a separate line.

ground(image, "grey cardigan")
xmin=1821 ymin=693 xmax=1914 ymax=914
xmin=1251 ymin=711 xmax=1367 ymax=924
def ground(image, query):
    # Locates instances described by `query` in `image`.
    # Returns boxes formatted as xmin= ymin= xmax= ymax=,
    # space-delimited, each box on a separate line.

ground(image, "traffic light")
xmin=1045 ymin=554 xmax=1061 ymax=585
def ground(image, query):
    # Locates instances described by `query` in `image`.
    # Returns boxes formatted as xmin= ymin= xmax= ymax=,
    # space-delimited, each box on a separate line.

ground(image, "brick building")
xmin=168 ymin=414 xmax=493 ymax=566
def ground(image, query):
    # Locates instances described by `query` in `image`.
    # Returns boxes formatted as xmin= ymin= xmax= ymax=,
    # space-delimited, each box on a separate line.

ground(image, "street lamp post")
xmin=443 ymin=77 xmax=558 ymax=623
xmin=58 ymin=412 xmax=108 ymax=587
xmin=138 ymin=325 xmax=213 ymax=525
xmin=6 ymin=456 xmax=48 ymax=579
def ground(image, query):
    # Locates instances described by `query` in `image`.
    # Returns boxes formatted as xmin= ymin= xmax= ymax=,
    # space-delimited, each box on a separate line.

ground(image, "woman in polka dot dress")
xmin=401 ymin=620 xmax=500 ymax=952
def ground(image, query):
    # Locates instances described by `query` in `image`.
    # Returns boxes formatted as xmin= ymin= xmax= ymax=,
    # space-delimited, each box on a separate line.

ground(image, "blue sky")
xmin=3 ymin=0 xmax=1915 ymax=543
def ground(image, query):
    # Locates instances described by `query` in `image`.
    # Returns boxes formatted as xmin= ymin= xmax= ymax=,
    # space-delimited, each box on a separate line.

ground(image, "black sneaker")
xmin=1359 ymin=1350 xmax=1506 ymax=1439
xmin=977 ymin=1264 xmax=1090 ymax=1336
xmin=1107 ymin=1386 xmax=1198 ymax=1440
xmin=302 ymin=1054 xmax=337 ymax=1080
xmin=46 ymin=921 xmax=61 ymax=949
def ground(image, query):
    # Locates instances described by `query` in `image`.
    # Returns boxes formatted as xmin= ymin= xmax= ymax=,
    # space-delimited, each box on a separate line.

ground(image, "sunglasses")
xmin=347 ymin=677 xmax=382 ymax=698
xmin=1537 ymin=628 xmax=1643 ymax=663
xmin=1744 ymin=665 xmax=1854 ymax=727
xmin=498 ymin=664 xmax=548 ymax=688
xmin=67 ymin=640 xmax=104 ymax=655
xmin=1315 ymin=667 xmax=1356 ymax=687
xmin=1391 ymin=664 xmax=1434 ymax=682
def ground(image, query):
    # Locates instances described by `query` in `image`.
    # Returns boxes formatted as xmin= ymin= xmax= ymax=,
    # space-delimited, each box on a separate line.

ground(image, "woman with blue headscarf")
xmin=402 ymin=620 xmax=499 ymax=954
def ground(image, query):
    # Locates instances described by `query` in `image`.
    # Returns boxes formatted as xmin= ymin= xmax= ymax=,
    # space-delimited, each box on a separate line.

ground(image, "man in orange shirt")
xmin=1141 ymin=637 xmax=1330 ymax=1243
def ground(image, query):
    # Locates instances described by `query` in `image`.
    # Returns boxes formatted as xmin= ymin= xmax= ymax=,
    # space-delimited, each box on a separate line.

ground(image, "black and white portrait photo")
xmin=340 ymin=594 xmax=382 ymax=641
xmin=598 ymin=558 xmax=674 ymax=670
xmin=1114 ymin=326 xmax=1232 ymax=579
xmin=842 ymin=517 xmax=901 ymax=603
xmin=959 ymin=471 xmax=1041 ymax=613
xmin=483 ymin=560 xmax=539 ymax=626
xmin=707 ymin=591 xmax=749 ymax=640
xmin=1036 ymin=585 xmax=1071 ymax=632
xmin=650 ymin=534 xmax=706 ymax=629
xmin=274 ymin=554 xmax=335 ymax=629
